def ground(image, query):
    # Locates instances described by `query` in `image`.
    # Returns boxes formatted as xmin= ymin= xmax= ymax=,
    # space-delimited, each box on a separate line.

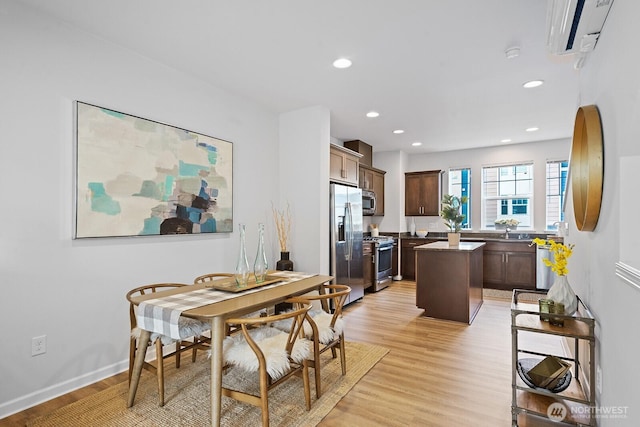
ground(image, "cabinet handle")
xmin=505 ymin=253 xmax=509 ymax=263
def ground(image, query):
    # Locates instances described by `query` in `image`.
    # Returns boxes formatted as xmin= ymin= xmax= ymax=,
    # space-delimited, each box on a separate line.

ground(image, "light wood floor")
xmin=3 ymin=280 xmax=553 ymax=426
xmin=321 ymin=280 xmax=515 ymax=426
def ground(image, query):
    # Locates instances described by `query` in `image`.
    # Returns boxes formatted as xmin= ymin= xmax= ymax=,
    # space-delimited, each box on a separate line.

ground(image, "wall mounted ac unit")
xmin=546 ymin=0 xmax=614 ymax=57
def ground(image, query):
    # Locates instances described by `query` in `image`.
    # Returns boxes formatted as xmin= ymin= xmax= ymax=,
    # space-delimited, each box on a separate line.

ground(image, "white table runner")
xmin=136 ymin=271 xmax=315 ymax=340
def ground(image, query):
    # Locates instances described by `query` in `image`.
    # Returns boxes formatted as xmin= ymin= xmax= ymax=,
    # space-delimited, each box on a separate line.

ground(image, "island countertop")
xmin=415 ymin=241 xmax=485 ymax=251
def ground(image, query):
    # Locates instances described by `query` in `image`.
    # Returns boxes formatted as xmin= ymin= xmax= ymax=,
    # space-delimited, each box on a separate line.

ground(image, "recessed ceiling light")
xmin=411 ymin=142 xmax=422 ymax=147
xmin=393 ymin=129 xmax=404 ymax=134
xmin=526 ymin=127 xmax=539 ymax=132
xmin=501 ymin=138 xmax=512 ymax=143
xmin=523 ymin=80 xmax=544 ymax=88
xmin=332 ymin=58 xmax=352 ymax=69
xmin=366 ymin=111 xmax=379 ymax=118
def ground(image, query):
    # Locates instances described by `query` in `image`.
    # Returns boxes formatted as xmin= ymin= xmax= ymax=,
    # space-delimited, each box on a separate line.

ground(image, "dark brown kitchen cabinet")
xmin=415 ymin=242 xmax=484 ymax=324
xmin=359 ymin=165 xmax=385 ymax=215
xmin=405 ymin=170 xmax=442 ymax=216
xmin=363 ymin=242 xmax=374 ymax=290
xmin=401 ymin=238 xmax=435 ymax=281
xmin=344 ymin=139 xmax=372 ymax=167
xmin=482 ymin=241 xmax=536 ymax=290
xmin=330 ymin=144 xmax=361 ymax=187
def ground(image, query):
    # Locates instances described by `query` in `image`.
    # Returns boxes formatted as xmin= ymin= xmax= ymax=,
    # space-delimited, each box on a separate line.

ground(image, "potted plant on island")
xmin=440 ymin=194 xmax=468 ymax=246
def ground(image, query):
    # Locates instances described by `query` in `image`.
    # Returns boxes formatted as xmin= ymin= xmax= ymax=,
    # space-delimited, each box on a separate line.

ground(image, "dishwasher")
xmin=536 ymin=242 xmax=555 ymax=290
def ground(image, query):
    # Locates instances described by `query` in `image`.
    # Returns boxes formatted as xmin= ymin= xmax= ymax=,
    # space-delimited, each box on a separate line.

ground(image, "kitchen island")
xmin=415 ymin=241 xmax=485 ymax=324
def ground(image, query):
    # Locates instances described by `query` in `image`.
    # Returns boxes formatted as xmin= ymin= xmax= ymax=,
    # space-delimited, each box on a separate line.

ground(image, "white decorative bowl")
xmin=416 ymin=230 xmax=428 ymax=238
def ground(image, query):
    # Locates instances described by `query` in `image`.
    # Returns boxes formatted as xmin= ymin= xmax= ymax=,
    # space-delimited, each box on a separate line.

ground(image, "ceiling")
xmin=18 ymin=0 xmax=582 ymax=154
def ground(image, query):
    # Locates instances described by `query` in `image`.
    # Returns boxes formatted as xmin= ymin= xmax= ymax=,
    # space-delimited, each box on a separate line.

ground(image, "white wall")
xmin=279 ymin=106 xmax=331 ymax=274
xmin=567 ymin=1 xmax=640 ymax=424
xmin=375 ymin=139 xmax=570 ymax=233
xmin=372 ymin=150 xmax=408 ymax=233
xmin=0 ymin=2 xmax=284 ymax=416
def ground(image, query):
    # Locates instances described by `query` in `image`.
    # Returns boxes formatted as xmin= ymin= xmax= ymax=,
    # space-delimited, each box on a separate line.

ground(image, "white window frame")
xmin=545 ymin=159 xmax=569 ymax=231
xmin=448 ymin=167 xmax=472 ymax=230
xmin=481 ymin=162 xmax=534 ymax=230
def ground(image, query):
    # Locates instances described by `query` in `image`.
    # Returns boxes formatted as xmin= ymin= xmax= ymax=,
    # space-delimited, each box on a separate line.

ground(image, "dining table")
xmin=126 ymin=270 xmax=333 ymax=427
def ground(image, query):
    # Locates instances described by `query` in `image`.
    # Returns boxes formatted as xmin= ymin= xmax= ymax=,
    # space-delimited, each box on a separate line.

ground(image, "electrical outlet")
xmin=32 ymin=335 xmax=46 ymax=356
xmin=596 ymin=365 xmax=602 ymax=394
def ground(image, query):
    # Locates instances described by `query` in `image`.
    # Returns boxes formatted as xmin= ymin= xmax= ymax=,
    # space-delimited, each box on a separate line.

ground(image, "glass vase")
xmin=234 ymin=223 xmax=250 ymax=287
xmin=253 ymin=223 xmax=268 ymax=283
xmin=546 ymin=275 xmax=577 ymax=316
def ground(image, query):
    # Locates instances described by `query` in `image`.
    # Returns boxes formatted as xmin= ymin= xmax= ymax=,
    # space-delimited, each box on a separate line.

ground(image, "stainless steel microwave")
xmin=362 ymin=189 xmax=376 ymax=215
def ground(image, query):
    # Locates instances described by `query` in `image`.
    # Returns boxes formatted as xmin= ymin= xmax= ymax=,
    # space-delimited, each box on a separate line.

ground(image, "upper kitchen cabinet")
xmin=405 ymin=170 xmax=442 ymax=216
xmin=344 ymin=140 xmax=372 ymax=167
xmin=330 ymin=144 xmax=361 ymax=187
xmin=359 ymin=165 xmax=385 ymax=215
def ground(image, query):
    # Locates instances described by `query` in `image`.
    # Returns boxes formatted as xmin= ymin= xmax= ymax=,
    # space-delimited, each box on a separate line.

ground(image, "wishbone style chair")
xmin=193 ymin=272 xmax=234 ymax=284
xmin=221 ymin=303 xmax=313 ymax=427
xmin=126 ymin=283 xmax=210 ymax=406
xmin=284 ymin=284 xmax=351 ymax=398
xmin=194 ymin=272 xmax=269 ymax=335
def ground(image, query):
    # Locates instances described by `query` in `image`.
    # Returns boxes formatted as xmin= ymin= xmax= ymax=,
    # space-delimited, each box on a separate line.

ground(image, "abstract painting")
xmin=75 ymin=101 xmax=233 ymax=238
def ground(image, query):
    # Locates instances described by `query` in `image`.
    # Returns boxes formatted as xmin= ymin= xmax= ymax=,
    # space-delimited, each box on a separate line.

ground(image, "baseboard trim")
xmin=0 ymin=359 xmax=129 ymax=420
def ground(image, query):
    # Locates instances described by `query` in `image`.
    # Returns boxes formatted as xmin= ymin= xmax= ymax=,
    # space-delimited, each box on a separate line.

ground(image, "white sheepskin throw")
xmin=222 ymin=326 xmax=311 ymax=380
xmin=307 ymin=311 xmax=344 ymax=344
xmin=272 ymin=310 xmax=344 ymax=345
xmin=131 ymin=317 xmax=210 ymax=345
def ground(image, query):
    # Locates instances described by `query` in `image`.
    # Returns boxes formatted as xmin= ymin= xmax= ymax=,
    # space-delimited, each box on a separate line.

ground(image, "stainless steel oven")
xmin=364 ymin=236 xmax=393 ymax=291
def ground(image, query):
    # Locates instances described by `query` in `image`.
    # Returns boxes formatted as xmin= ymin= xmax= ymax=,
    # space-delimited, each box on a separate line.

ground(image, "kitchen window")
xmin=448 ymin=168 xmax=471 ymax=229
xmin=546 ymin=160 xmax=568 ymax=230
xmin=482 ymin=163 xmax=533 ymax=229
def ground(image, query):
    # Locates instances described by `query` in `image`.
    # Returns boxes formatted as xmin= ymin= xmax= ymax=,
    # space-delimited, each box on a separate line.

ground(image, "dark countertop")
xmin=377 ymin=231 xmax=562 ymax=243
xmin=395 ymin=230 xmax=558 ymax=243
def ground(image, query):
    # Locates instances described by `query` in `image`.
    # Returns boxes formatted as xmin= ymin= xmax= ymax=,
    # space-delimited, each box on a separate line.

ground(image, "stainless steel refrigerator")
xmin=330 ymin=183 xmax=364 ymax=305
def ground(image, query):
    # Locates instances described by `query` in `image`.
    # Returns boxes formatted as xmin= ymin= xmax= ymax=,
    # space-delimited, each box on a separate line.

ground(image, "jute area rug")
xmin=28 ymin=341 xmax=388 ymax=427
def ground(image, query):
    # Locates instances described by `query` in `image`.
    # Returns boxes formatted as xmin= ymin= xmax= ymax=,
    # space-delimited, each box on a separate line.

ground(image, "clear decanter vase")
xmin=235 ymin=223 xmax=250 ymax=287
xmin=254 ymin=223 xmax=268 ymax=283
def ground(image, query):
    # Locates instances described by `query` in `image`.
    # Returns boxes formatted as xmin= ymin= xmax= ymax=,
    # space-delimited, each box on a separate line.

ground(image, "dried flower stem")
xmin=272 ymin=202 xmax=291 ymax=252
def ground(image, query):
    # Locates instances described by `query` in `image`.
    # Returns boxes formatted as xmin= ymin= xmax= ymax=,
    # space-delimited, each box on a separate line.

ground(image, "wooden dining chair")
xmin=126 ymin=283 xmax=210 ymax=406
xmin=194 ymin=272 xmax=266 ymax=335
xmin=221 ymin=303 xmax=313 ymax=427
xmin=193 ymin=272 xmax=234 ymax=284
xmin=283 ymin=284 xmax=351 ymax=399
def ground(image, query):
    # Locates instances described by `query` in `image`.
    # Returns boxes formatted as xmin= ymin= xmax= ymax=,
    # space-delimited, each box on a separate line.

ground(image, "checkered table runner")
xmin=136 ymin=271 xmax=315 ymax=340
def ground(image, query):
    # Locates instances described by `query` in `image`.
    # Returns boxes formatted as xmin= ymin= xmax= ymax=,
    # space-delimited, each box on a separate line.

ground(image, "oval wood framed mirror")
xmin=570 ymin=105 xmax=604 ymax=231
